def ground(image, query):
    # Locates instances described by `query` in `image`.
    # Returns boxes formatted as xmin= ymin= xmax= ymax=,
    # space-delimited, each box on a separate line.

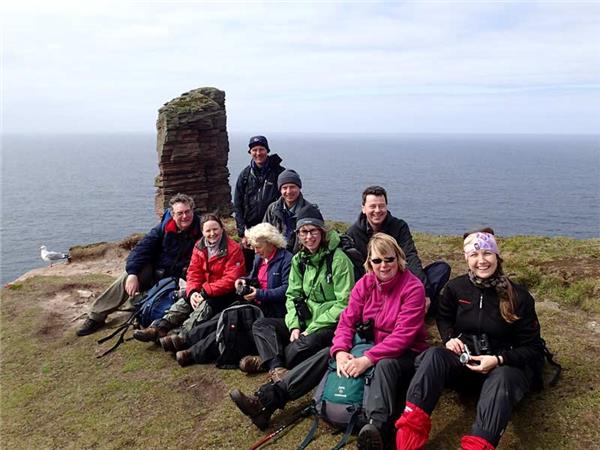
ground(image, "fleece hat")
xmin=277 ymin=169 xmax=302 ymax=190
xmin=295 ymin=207 xmax=325 ymax=232
xmin=463 ymin=232 xmax=500 ymax=256
xmin=248 ymin=135 xmax=270 ymax=153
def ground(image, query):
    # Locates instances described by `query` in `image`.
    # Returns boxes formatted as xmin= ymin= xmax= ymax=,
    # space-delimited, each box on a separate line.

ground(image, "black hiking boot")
xmin=358 ymin=423 xmax=384 ymax=450
xmin=175 ymin=350 xmax=195 ymax=367
xmin=160 ymin=335 xmax=187 ymax=353
xmin=229 ymin=389 xmax=274 ymax=430
xmin=76 ymin=318 xmax=105 ymax=336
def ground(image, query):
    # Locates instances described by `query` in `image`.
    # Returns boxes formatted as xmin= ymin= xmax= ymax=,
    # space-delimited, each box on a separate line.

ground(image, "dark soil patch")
xmin=535 ymin=257 xmax=600 ymax=282
xmin=176 ymin=373 xmax=228 ymax=407
xmin=35 ymin=311 xmax=65 ymax=341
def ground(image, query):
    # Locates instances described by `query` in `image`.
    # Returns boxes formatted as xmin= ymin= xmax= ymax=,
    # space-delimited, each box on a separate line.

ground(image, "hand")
xmin=335 ymin=351 xmax=354 ymax=377
xmin=445 ymin=337 xmax=465 ymax=355
xmin=465 ymin=355 xmax=499 ymax=374
xmin=243 ymin=286 xmax=257 ymax=301
xmin=289 ymin=328 xmax=301 ymax=342
xmin=125 ymin=274 xmax=139 ymax=297
xmin=343 ymin=355 xmax=373 ymax=378
xmin=241 ymin=236 xmax=250 ymax=249
xmin=425 ymin=296 xmax=431 ymax=312
xmin=190 ymin=292 xmax=204 ymax=310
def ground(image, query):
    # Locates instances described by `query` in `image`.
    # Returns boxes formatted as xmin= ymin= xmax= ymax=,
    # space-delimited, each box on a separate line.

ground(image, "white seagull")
xmin=40 ymin=245 xmax=71 ymax=267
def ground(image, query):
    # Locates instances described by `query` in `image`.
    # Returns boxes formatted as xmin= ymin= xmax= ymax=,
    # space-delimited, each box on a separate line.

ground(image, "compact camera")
xmin=459 ymin=344 xmax=472 ymax=365
xmin=236 ymin=277 xmax=259 ymax=296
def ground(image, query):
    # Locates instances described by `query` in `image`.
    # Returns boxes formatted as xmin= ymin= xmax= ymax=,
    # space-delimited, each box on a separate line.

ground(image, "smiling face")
xmin=202 ymin=220 xmax=223 ymax=244
xmin=465 ymin=250 xmax=498 ymax=279
xmin=280 ymin=183 xmax=301 ymax=207
xmin=362 ymin=194 xmax=388 ymax=230
xmin=370 ymin=250 xmax=399 ymax=283
xmin=298 ymin=225 xmax=322 ymax=253
xmin=250 ymin=146 xmax=268 ymax=167
xmin=171 ymin=202 xmax=194 ymax=231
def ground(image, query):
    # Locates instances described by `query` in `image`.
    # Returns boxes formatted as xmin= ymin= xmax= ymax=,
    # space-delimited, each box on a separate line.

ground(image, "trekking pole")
xmin=248 ymin=404 xmax=313 ymax=450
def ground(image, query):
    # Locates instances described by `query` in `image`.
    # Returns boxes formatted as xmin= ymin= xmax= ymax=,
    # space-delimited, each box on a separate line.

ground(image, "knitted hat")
xmin=295 ymin=207 xmax=325 ymax=231
xmin=277 ymin=169 xmax=302 ymax=190
xmin=248 ymin=135 xmax=270 ymax=153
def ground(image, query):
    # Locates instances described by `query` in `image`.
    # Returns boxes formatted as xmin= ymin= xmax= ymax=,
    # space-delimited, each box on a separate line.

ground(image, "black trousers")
xmin=406 ymin=347 xmax=531 ymax=446
xmin=258 ymin=347 xmax=417 ymax=429
xmin=180 ymin=315 xmax=220 ymax=364
xmin=252 ymin=317 xmax=335 ymax=370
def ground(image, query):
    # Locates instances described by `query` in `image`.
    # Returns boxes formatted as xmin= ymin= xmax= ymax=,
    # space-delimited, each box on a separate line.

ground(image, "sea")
xmin=1 ymin=132 xmax=599 ymax=285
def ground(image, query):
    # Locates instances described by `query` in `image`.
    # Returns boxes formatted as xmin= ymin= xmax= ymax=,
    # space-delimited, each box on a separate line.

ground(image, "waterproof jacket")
xmin=347 ymin=212 xmax=429 ymax=291
xmin=437 ymin=274 xmax=545 ymax=368
xmin=248 ymin=248 xmax=293 ymax=318
xmin=125 ymin=210 xmax=202 ymax=279
xmin=263 ymin=194 xmax=321 ymax=252
xmin=233 ymin=154 xmax=285 ymax=237
xmin=186 ymin=235 xmax=245 ymax=299
xmin=330 ymin=270 xmax=428 ymax=364
xmin=285 ymin=230 xmax=355 ymax=335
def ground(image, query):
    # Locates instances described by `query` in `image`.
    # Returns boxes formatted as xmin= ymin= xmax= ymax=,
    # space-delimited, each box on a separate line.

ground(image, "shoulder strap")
xmin=297 ymin=403 xmax=320 ymax=450
xmin=332 ymin=408 xmax=361 ymax=450
xmin=96 ymin=310 xmax=140 ymax=358
xmin=542 ymin=338 xmax=562 ymax=387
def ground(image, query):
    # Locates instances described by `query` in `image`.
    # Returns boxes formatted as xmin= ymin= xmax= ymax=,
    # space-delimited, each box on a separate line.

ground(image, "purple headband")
xmin=463 ymin=232 xmax=499 ymax=255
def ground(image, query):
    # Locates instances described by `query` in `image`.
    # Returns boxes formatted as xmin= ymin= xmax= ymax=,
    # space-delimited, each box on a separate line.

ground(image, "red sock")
xmin=461 ymin=435 xmax=495 ymax=450
xmin=395 ymin=402 xmax=431 ymax=450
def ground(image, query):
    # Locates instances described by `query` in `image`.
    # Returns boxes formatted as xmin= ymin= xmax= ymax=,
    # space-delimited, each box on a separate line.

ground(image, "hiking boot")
xmin=267 ymin=367 xmax=288 ymax=383
xmin=358 ymin=423 xmax=384 ymax=450
xmin=229 ymin=389 xmax=274 ymax=430
xmin=76 ymin=318 xmax=105 ymax=336
xmin=159 ymin=334 xmax=187 ymax=353
xmin=132 ymin=326 xmax=167 ymax=343
xmin=176 ymin=350 xmax=194 ymax=367
xmin=239 ymin=355 xmax=265 ymax=373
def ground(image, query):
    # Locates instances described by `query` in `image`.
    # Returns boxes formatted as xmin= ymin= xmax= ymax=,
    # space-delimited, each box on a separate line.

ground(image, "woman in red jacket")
xmin=134 ymin=214 xmax=245 ymax=342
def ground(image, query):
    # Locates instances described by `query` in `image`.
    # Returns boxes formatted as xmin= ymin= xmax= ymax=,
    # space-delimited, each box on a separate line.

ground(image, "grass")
xmin=1 ymin=232 xmax=599 ymax=449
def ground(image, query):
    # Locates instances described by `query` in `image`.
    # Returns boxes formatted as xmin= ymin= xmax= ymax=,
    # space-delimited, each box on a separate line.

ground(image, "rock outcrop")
xmin=154 ymin=87 xmax=232 ymax=217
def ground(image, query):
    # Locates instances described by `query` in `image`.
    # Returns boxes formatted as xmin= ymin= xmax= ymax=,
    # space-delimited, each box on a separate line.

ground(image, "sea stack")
xmin=154 ymin=87 xmax=232 ymax=217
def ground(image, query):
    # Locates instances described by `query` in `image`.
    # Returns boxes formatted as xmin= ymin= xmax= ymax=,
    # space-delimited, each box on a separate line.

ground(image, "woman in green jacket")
xmin=239 ymin=209 xmax=355 ymax=382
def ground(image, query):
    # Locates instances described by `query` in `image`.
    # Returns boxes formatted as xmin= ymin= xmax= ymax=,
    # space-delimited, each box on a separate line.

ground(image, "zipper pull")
xmin=479 ymin=293 xmax=483 ymax=309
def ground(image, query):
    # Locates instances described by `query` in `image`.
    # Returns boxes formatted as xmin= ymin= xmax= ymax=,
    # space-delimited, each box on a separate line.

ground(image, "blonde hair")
xmin=245 ymin=223 xmax=287 ymax=249
xmin=364 ymin=233 xmax=406 ymax=273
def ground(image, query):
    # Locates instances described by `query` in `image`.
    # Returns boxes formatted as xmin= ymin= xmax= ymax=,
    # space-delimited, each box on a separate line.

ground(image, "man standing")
xmin=263 ymin=169 xmax=321 ymax=252
xmin=347 ymin=186 xmax=450 ymax=314
xmin=233 ymin=135 xmax=285 ymax=247
xmin=76 ymin=193 xmax=201 ymax=336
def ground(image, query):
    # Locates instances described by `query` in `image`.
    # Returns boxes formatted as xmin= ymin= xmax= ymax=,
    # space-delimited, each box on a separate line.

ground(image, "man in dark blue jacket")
xmin=76 ymin=193 xmax=201 ymax=336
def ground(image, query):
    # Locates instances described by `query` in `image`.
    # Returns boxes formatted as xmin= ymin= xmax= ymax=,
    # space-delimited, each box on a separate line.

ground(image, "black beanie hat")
xmin=295 ymin=206 xmax=325 ymax=231
xmin=248 ymin=135 xmax=270 ymax=153
xmin=277 ymin=169 xmax=302 ymax=190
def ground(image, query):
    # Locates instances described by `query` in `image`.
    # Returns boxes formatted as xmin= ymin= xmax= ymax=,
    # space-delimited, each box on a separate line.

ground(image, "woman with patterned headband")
xmin=396 ymin=227 xmax=546 ymax=450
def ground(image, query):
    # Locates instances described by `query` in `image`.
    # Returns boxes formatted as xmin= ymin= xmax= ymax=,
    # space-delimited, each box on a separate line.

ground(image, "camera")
xmin=293 ymin=296 xmax=312 ymax=329
xmin=236 ymin=277 xmax=259 ymax=296
xmin=472 ymin=334 xmax=491 ymax=356
xmin=459 ymin=344 xmax=472 ymax=365
xmin=355 ymin=318 xmax=375 ymax=343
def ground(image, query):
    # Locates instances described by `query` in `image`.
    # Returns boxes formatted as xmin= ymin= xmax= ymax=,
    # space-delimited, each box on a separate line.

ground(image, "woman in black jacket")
xmin=396 ymin=228 xmax=545 ymax=450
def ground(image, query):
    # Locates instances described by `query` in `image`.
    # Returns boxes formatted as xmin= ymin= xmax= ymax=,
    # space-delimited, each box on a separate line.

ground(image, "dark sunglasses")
xmin=370 ymin=256 xmax=396 ymax=265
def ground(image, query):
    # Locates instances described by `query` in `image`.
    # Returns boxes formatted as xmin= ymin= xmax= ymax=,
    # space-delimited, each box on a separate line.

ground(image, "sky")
xmin=2 ymin=1 xmax=599 ymax=134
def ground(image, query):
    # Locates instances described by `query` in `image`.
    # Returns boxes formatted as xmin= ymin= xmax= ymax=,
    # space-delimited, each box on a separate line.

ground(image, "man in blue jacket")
xmin=76 ymin=193 xmax=201 ymax=336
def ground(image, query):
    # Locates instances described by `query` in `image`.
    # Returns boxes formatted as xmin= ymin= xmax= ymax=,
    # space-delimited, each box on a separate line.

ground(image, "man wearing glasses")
xmin=76 ymin=193 xmax=201 ymax=336
xmin=347 ymin=186 xmax=451 ymax=315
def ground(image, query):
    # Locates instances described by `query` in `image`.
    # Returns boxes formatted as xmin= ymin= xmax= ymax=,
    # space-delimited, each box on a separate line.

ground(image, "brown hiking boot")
xmin=175 ymin=350 xmax=194 ymax=367
xmin=132 ymin=326 xmax=167 ymax=343
xmin=159 ymin=334 xmax=187 ymax=353
xmin=229 ymin=389 xmax=274 ymax=430
xmin=267 ymin=367 xmax=288 ymax=383
xmin=239 ymin=355 xmax=265 ymax=373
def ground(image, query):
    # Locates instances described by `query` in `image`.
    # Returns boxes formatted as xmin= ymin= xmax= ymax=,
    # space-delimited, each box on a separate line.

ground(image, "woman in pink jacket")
xmin=230 ymin=233 xmax=428 ymax=450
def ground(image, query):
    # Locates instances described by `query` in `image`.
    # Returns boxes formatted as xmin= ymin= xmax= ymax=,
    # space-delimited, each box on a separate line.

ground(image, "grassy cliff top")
xmin=1 ymin=228 xmax=599 ymax=449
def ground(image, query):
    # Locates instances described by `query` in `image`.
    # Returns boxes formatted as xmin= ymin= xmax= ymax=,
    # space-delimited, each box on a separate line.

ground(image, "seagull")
xmin=40 ymin=245 xmax=71 ymax=267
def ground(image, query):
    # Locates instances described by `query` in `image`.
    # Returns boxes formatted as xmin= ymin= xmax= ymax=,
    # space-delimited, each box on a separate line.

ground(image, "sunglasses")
xmin=370 ymin=256 xmax=396 ymax=265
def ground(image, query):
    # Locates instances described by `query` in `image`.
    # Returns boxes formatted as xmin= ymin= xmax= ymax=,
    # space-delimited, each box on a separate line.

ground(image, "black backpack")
xmin=214 ymin=303 xmax=264 ymax=369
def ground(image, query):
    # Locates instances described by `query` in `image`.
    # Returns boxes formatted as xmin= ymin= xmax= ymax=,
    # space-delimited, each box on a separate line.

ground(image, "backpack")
xmin=298 ymin=339 xmax=374 ymax=450
xmin=96 ymin=277 xmax=179 ymax=358
xmin=214 ymin=303 xmax=264 ymax=369
xmin=299 ymin=233 xmax=365 ymax=282
xmin=532 ymin=338 xmax=562 ymax=391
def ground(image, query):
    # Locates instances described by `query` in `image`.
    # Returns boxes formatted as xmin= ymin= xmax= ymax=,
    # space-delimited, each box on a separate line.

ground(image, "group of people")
xmin=76 ymin=135 xmax=548 ymax=450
